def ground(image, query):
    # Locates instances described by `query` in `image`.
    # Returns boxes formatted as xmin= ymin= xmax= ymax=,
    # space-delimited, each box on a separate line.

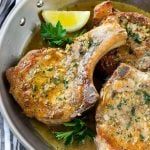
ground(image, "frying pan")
xmin=0 ymin=0 xmax=149 ymax=149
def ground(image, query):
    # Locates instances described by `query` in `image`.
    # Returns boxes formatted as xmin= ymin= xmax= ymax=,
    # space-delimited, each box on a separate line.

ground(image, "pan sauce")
xmin=23 ymin=1 xmax=150 ymax=149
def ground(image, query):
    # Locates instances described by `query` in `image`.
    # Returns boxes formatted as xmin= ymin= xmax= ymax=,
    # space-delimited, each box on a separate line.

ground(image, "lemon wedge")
xmin=42 ymin=11 xmax=90 ymax=32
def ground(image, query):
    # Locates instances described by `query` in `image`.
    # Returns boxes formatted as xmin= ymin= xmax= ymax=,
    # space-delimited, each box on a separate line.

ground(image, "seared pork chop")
xmin=96 ymin=63 xmax=150 ymax=150
xmin=94 ymin=1 xmax=150 ymax=75
xmin=6 ymin=18 xmax=127 ymax=124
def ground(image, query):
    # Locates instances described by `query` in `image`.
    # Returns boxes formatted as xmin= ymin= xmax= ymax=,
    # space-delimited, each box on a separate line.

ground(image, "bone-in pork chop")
xmin=94 ymin=1 xmax=150 ymax=75
xmin=6 ymin=18 xmax=127 ymax=124
xmin=96 ymin=63 xmax=150 ymax=150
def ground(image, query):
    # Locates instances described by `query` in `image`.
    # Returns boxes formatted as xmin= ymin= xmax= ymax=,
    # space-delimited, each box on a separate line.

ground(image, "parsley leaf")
xmin=54 ymin=131 xmax=74 ymax=145
xmin=74 ymin=29 xmax=87 ymax=38
xmin=53 ymin=77 xmax=62 ymax=85
xmin=54 ymin=119 xmax=95 ymax=145
xmin=32 ymin=85 xmax=38 ymax=92
xmin=63 ymin=80 xmax=69 ymax=89
xmin=131 ymin=33 xmax=141 ymax=44
xmin=47 ymin=67 xmax=53 ymax=71
xmin=117 ymin=102 xmax=122 ymax=110
xmin=139 ymin=134 xmax=145 ymax=141
xmin=126 ymin=26 xmax=142 ymax=44
xmin=143 ymin=91 xmax=150 ymax=104
xmin=40 ymin=21 xmax=73 ymax=47
xmin=131 ymin=106 xmax=135 ymax=116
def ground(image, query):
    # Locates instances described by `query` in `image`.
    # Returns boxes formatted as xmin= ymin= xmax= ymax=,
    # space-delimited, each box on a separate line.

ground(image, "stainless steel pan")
xmin=0 ymin=0 xmax=149 ymax=149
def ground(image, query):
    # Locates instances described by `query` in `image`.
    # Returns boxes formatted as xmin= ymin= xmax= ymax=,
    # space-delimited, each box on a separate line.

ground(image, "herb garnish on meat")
xmin=135 ymin=90 xmax=150 ymax=104
xmin=143 ymin=91 xmax=150 ymax=104
xmin=126 ymin=26 xmax=142 ymax=44
xmin=54 ymin=119 xmax=95 ymax=145
xmin=63 ymin=80 xmax=69 ymax=89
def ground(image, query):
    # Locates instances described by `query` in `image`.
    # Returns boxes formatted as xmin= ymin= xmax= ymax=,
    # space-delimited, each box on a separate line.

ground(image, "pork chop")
xmin=94 ymin=1 xmax=150 ymax=75
xmin=96 ymin=63 xmax=150 ymax=150
xmin=6 ymin=18 xmax=127 ymax=124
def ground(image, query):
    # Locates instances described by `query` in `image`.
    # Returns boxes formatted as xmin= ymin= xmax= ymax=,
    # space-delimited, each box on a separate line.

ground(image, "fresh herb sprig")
xmin=40 ymin=21 xmax=73 ymax=47
xmin=40 ymin=21 xmax=87 ymax=47
xmin=54 ymin=119 xmax=95 ymax=145
xmin=74 ymin=29 xmax=87 ymax=38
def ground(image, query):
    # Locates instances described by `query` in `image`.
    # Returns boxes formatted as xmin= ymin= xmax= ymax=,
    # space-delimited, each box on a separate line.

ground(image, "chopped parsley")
xmin=63 ymin=80 xmax=69 ymax=89
xmin=122 ymin=99 xmax=127 ymax=104
xmin=32 ymin=85 xmax=38 ymax=92
xmin=143 ymin=91 xmax=150 ymax=104
xmin=74 ymin=29 xmax=87 ymax=38
xmin=135 ymin=90 xmax=150 ymax=104
xmin=111 ymin=91 xmax=117 ymax=98
xmin=117 ymin=102 xmax=122 ymax=110
xmin=44 ymin=93 xmax=48 ymax=97
xmin=126 ymin=118 xmax=132 ymax=130
xmin=56 ymin=96 xmax=63 ymax=101
xmin=131 ymin=106 xmax=135 ymax=116
xmin=53 ymin=77 xmax=62 ymax=85
xmin=131 ymin=33 xmax=142 ymax=44
xmin=126 ymin=121 xmax=131 ymax=130
xmin=72 ymin=59 xmax=78 ymax=67
xmin=107 ymin=105 xmax=114 ymax=110
xmin=135 ymin=90 xmax=141 ymax=95
xmin=139 ymin=134 xmax=145 ymax=141
xmin=47 ymin=67 xmax=53 ymax=71
xmin=126 ymin=26 xmax=142 ymax=44
xmin=128 ymin=133 xmax=132 ymax=138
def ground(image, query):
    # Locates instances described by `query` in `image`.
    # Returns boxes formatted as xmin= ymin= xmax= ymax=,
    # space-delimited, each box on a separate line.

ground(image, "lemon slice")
xmin=42 ymin=11 xmax=90 ymax=32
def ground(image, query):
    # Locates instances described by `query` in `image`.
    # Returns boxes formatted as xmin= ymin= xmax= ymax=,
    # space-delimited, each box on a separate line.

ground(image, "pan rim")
xmin=0 ymin=0 xmax=35 ymax=149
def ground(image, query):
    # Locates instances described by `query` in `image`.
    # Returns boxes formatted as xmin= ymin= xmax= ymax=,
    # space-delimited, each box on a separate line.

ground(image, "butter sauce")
xmin=24 ymin=1 xmax=150 ymax=150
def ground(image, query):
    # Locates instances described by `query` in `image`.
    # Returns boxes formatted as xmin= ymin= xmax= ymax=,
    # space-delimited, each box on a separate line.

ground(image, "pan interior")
xmin=0 ymin=0 xmax=149 ymax=150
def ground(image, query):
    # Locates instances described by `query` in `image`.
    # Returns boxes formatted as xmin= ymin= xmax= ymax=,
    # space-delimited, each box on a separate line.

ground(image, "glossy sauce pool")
xmin=23 ymin=1 xmax=150 ymax=149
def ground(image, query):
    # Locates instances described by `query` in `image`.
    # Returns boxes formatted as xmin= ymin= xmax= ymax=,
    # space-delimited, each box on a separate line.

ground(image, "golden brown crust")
xmin=6 ymin=19 xmax=127 ymax=124
xmin=94 ymin=1 xmax=150 ymax=76
xmin=97 ymin=127 xmax=149 ymax=150
xmin=93 ymin=1 xmax=114 ymax=25
xmin=118 ymin=12 xmax=150 ymax=27
xmin=6 ymin=48 xmax=75 ymax=124
xmin=93 ymin=1 xmax=150 ymax=27
xmin=96 ymin=63 xmax=150 ymax=150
